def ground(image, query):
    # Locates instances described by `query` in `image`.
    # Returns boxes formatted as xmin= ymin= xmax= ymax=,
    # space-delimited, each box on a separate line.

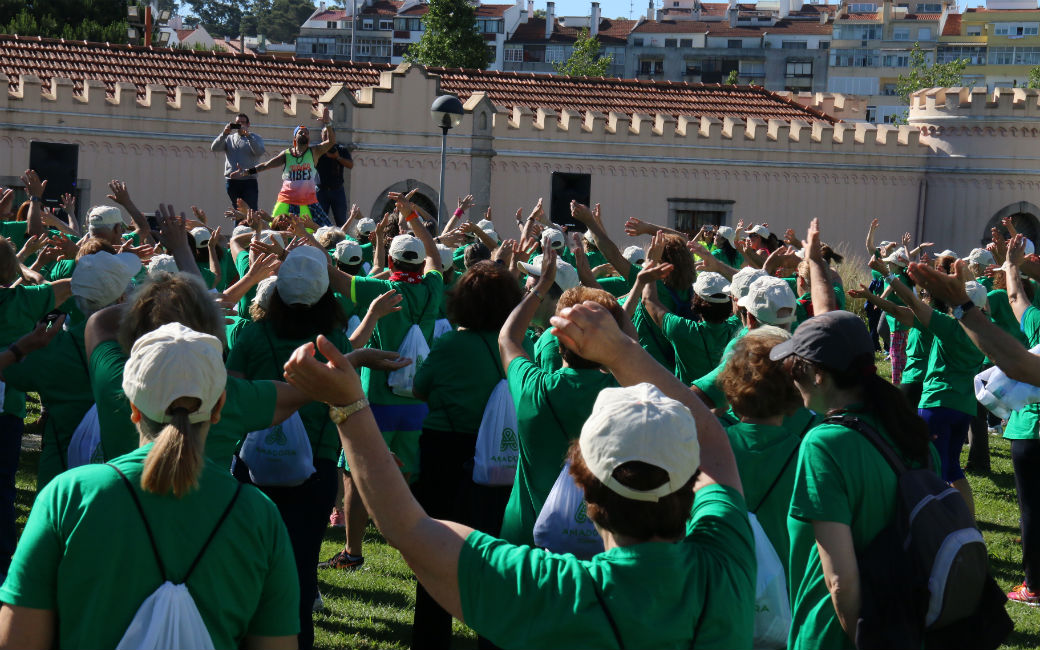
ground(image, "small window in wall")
xmin=379 ymin=19 xmax=393 ymax=30
xmin=362 ymin=18 xmax=374 ymax=30
xmin=639 ymin=59 xmax=664 ymax=74
xmin=504 ymin=45 xmax=524 ymax=62
xmin=967 ymin=25 xmax=982 ymax=36
xmin=633 ymin=37 xmax=644 ymax=46
xmin=665 ymin=38 xmax=677 ymax=47
xmin=728 ymin=39 xmax=743 ymax=48
xmin=680 ymin=38 xmax=693 ymax=47
xmin=667 ymin=199 xmax=735 ymax=237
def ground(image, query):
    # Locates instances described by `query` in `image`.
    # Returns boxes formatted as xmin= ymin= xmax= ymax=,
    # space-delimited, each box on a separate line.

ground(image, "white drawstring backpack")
xmin=67 ymin=404 xmax=102 ymax=468
xmin=238 ymin=412 xmax=314 ymax=487
xmin=533 ymin=461 xmax=605 ymax=559
xmin=472 ymin=380 xmax=520 ymax=486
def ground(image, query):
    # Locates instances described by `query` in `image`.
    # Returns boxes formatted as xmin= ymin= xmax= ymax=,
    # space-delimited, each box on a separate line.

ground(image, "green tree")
xmin=1 ymin=0 xmax=128 ymax=41
xmin=725 ymin=69 xmax=739 ymax=85
xmin=553 ymin=28 xmax=612 ymax=77
xmin=257 ymin=0 xmax=316 ymax=43
xmin=240 ymin=13 xmax=259 ymax=36
xmin=405 ymin=0 xmax=489 ymax=69
xmin=896 ymin=42 xmax=968 ymax=104
xmin=1028 ymin=66 xmax=1040 ymax=89
xmin=182 ymin=0 xmax=243 ymax=37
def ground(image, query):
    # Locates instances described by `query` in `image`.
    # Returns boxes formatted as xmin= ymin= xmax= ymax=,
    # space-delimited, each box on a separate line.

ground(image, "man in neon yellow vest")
xmin=232 ymin=107 xmax=336 ymax=227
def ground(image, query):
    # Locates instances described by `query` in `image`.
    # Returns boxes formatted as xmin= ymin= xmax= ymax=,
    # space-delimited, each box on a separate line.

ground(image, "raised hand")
xmin=1003 ymin=216 xmax=1018 ymax=237
xmin=549 ymin=301 xmax=631 ymax=366
xmin=624 ymin=217 xmax=652 ymax=238
xmin=637 ymin=260 xmax=674 ymax=284
xmin=0 ymin=187 xmax=13 ymax=218
xmin=106 ymin=180 xmax=132 ymax=206
xmin=457 ymin=194 xmax=474 ymax=213
xmin=570 ymin=201 xmax=593 ymax=226
xmin=346 ymin=348 xmax=412 ymax=373
xmin=907 ymin=261 xmax=970 ymax=307
xmin=647 ymin=230 xmax=667 ymax=263
xmin=493 ymin=238 xmax=518 ymax=268
xmin=1008 ymin=233 xmax=1027 ymax=268
xmin=60 ymin=192 xmax=76 ymax=216
xmin=190 ymin=206 xmax=208 ymax=227
xmin=20 ymin=170 xmax=46 ymax=199
xmin=370 ymin=289 xmax=404 ymax=319
xmin=803 ymin=218 xmax=824 ymax=262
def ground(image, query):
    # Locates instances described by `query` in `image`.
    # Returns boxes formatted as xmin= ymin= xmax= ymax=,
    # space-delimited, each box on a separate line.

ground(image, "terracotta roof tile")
xmin=311 ymin=9 xmax=347 ymax=21
xmin=942 ymin=12 xmax=962 ymax=36
xmin=634 ymin=20 xmax=711 ymax=34
xmin=476 ymin=4 xmax=513 ymax=17
xmin=840 ymin=11 xmax=881 ymax=20
xmin=508 ymin=17 xmax=635 ymax=43
xmin=175 ymin=29 xmax=196 ymax=40
xmin=897 ymin=13 xmax=941 ymax=20
xmin=0 ymin=35 xmax=835 ymax=124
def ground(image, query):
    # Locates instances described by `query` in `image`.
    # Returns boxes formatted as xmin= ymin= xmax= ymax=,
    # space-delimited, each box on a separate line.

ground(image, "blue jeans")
xmin=316 ymin=186 xmax=348 ymax=227
xmin=225 ymin=178 xmax=259 ymax=210
xmin=918 ymin=406 xmax=972 ymax=482
xmin=0 ymin=414 xmax=23 ymax=575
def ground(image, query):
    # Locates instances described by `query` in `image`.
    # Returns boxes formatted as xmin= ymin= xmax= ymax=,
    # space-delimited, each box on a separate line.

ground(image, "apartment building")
xmin=939 ymin=0 xmax=1040 ymax=91
xmin=501 ymin=2 xmax=631 ymax=74
xmin=826 ymin=0 xmax=953 ymax=123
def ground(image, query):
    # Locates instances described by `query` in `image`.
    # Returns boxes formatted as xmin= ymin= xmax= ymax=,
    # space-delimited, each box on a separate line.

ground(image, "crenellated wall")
xmin=1 ymin=62 xmax=1038 ymax=255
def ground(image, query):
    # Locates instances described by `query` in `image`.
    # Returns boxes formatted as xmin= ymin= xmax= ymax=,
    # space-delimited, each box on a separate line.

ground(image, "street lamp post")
xmin=430 ymin=95 xmax=465 ymax=228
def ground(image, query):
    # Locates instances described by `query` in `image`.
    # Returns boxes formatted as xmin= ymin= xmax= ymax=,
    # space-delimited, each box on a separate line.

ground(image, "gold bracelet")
xmin=329 ymin=398 xmax=369 ymax=424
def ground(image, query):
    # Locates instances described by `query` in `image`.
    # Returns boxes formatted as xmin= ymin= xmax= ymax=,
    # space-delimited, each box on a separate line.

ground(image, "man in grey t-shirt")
xmin=210 ymin=113 xmax=265 ymax=210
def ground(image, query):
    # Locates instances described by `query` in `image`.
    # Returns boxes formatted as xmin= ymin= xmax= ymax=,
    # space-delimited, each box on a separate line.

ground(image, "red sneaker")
xmin=1008 ymin=582 xmax=1040 ymax=606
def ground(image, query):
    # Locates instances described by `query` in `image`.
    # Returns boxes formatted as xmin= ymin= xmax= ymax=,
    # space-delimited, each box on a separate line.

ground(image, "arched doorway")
xmin=981 ymin=202 xmax=1040 ymax=246
xmin=369 ymin=179 xmax=439 ymax=224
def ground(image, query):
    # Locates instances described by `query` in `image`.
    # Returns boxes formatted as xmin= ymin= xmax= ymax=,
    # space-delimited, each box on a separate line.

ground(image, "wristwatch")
xmin=329 ymin=398 xmax=369 ymax=424
xmin=953 ymin=300 xmax=975 ymax=320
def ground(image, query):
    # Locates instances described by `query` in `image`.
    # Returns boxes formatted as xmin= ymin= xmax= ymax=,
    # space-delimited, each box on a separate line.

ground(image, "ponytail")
xmin=140 ymin=408 xmax=205 ymax=498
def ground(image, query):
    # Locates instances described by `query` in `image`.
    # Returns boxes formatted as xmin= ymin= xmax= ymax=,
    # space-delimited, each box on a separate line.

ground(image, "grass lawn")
xmin=12 ymin=393 xmax=1040 ymax=649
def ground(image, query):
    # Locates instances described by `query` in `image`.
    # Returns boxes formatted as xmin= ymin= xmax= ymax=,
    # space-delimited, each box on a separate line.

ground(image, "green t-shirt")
xmin=692 ymin=325 xmax=749 ymax=408
xmin=788 ymin=410 xmax=939 ymax=650
xmin=726 ymin=421 xmax=801 ymax=566
xmin=0 ymin=283 xmax=55 ymax=418
xmin=47 ymin=258 xmax=76 ymax=281
xmin=197 ymin=264 xmax=217 ymax=290
xmin=987 ymin=289 xmax=1028 ymax=347
xmin=883 ymin=271 xmax=911 ymax=333
xmin=977 ymin=275 xmax=994 ymax=291
xmin=585 ymin=248 xmax=608 ymax=270
xmin=226 ymin=320 xmax=348 ymax=462
xmin=661 ymin=314 xmax=739 ymax=385
xmin=219 ymin=247 xmax=238 ymax=291
xmin=596 ymin=264 xmax=639 ymax=299
xmin=352 ymin=272 xmax=444 ymax=406
xmin=500 ymin=356 xmax=617 ymax=547
xmin=234 ymin=250 xmax=255 ymax=317
xmin=711 ymin=246 xmax=743 ymax=269
xmin=631 ymin=271 xmax=693 ymax=373
xmin=533 ymin=328 xmax=563 ymax=373
xmin=1005 ymin=305 xmax=1040 ymax=440
xmin=225 ymin=315 xmax=251 ymax=351
xmin=899 ymin=324 xmax=932 ymax=386
xmin=413 ymin=329 xmax=506 ymax=434
xmin=0 ymin=220 xmax=29 ymax=249
xmin=460 ymin=484 xmax=755 ymax=650
xmin=0 ymin=445 xmax=299 ymax=648
xmin=918 ymin=310 xmax=984 ymax=415
xmin=45 ymin=258 xmax=87 ymax=325
xmin=89 ymin=340 xmax=277 ymax=467
xmin=3 ymin=323 xmax=91 ymax=488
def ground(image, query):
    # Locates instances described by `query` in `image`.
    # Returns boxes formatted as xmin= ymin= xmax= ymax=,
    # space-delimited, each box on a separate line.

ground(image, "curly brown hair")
xmin=719 ymin=333 xmax=802 ymax=419
xmin=446 ymin=261 xmax=523 ymax=331
xmin=555 ymin=286 xmax=627 ymax=369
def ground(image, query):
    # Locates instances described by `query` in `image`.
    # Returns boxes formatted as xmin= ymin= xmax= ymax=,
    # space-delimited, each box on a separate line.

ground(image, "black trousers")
xmin=1012 ymin=439 xmax=1040 ymax=590
xmin=411 ymin=428 xmax=509 ymax=650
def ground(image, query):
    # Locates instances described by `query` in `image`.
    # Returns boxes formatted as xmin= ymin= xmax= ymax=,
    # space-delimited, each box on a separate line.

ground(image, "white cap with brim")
xmin=436 ymin=243 xmax=454 ymax=271
xmin=968 ymin=248 xmax=995 ymax=268
xmin=87 ymin=205 xmax=125 ymax=230
xmin=883 ymin=246 xmax=910 ymax=267
xmin=729 ymin=266 xmax=768 ymax=300
xmin=693 ymin=272 xmax=732 ymax=303
xmin=543 ymin=228 xmax=565 ymax=251
xmin=518 ymin=256 xmax=580 ymax=292
xmin=191 ymin=227 xmax=211 ymax=248
xmin=257 ymin=230 xmax=284 ymax=248
xmin=936 ymin=249 xmax=958 ymax=259
xmin=738 ymin=276 xmax=797 ymax=325
xmin=122 ymin=322 xmax=226 ymax=425
xmin=278 ymin=246 xmax=329 ymax=307
xmin=622 ymin=245 xmax=645 ymax=266
xmin=965 ymin=280 xmax=988 ymax=310
xmin=579 ymin=383 xmax=700 ymax=502
xmin=389 ymin=234 xmax=426 ymax=264
xmin=232 ymin=224 xmax=253 ymax=238
xmin=147 ymin=254 xmax=179 ymax=277
xmin=252 ymin=276 xmax=278 ymax=311
xmin=477 ymin=219 xmax=495 ymax=231
xmin=716 ymin=226 xmax=737 ymax=247
xmin=71 ymin=252 xmax=142 ymax=307
xmin=747 ymin=224 xmax=770 ymax=239
xmin=356 ymin=219 xmax=376 ymax=236
xmin=334 ymin=240 xmax=363 ymax=265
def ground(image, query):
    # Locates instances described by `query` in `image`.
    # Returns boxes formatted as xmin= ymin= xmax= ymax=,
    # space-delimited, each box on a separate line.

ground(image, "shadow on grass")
xmin=315 ymin=611 xmax=415 ymax=647
xmin=321 ymin=582 xmax=414 ymax=610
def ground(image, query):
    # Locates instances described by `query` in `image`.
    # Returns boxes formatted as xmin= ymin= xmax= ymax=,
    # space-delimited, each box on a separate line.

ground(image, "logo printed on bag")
xmin=575 ymin=501 xmax=588 ymax=524
xmin=264 ymin=425 xmax=288 ymax=446
xmin=499 ymin=428 xmax=518 ymax=452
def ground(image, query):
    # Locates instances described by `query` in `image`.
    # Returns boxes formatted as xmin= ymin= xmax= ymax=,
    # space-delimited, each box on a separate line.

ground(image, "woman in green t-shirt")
xmin=0 ymin=322 xmax=299 ymax=649
xmin=771 ymin=311 xmax=932 ymax=650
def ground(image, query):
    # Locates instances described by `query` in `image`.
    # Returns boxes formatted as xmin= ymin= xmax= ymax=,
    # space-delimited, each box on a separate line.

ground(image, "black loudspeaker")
xmin=29 ymin=141 xmax=79 ymax=203
xmin=550 ymin=171 xmax=591 ymax=230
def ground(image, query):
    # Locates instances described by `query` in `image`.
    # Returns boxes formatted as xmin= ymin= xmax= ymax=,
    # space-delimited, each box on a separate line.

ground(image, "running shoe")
xmin=1008 ymin=583 xmax=1040 ymax=606
xmin=317 ymin=549 xmax=364 ymax=571
xmin=329 ymin=508 xmax=345 ymax=528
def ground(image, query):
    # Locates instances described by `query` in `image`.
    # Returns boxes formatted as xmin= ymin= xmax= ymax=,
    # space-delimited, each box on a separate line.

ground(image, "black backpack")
xmin=825 ymin=415 xmax=1011 ymax=650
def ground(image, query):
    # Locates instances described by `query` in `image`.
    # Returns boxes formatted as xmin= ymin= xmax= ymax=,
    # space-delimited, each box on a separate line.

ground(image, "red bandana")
xmin=390 ymin=271 xmax=423 ymax=285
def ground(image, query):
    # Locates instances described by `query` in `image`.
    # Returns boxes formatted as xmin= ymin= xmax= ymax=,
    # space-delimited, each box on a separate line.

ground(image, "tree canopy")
xmin=0 ymin=0 xmax=128 ymax=42
xmin=405 ymin=0 xmax=490 ymax=69
xmin=896 ymin=42 xmax=968 ymax=104
xmin=553 ymin=29 xmax=612 ymax=77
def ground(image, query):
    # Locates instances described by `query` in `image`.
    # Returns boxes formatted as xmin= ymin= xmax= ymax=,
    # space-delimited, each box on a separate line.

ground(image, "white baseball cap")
xmin=622 ymin=245 xmax=645 ymax=266
xmin=257 ymin=230 xmax=284 ymax=248
xmin=436 ymin=243 xmax=454 ymax=271
xmin=583 ymin=229 xmax=596 ymax=244
xmin=71 ymin=251 xmax=142 ymax=307
xmin=315 ymin=226 xmax=335 ymax=240
xmin=716 ymin=226 xmax=737 ymax=247
xmin=147 ymin=253 xmax=179 ymax=277
xmin=477 ymin=219 xmax=495 ymax=232
xmin=883 ymin=246 xmax=910 ymax=268
xmin=579 ymin=383 xmax=700 ymax=502
xmin=729 ymin=266 xmax=768 ymax=300
xmin=693 ymin=272 xmax=732 ymax=303
xmin=334 ymin=239 xmax=363 ymax=265
xmin=542 ymin=228 xmax=565 ymax=251
xmin=277 ymin=246 xmax=329 ymax=306
xmin=738 ymin=276 xmax=797 ymax=325
xmin=747 ymin=224 xmax=770 ymax=239
xmin=251 ymin=276 xmax=278 ymax=311
xmin=87 ymin=205 xmax=125 ymax=229
xmin=965 ymin=280 xmax=988 ymax=310
xmin=190 ymin=227 xmax=211 ymax=248
xmin=122 ymin=322 xmax=226 ymax=425
xmin=967 ymin=248 xmax=995 ymax=268
xmin=517 ymin=255 xmax=580 ymax=291
xmin=356 ymin=218 xmax=376 ymax=236
xmin=936 ymin=249 xmax=958 ymax=259
xmin=232 ymin=224 xmax=253 ymax=238
xmin=389 ymin=234 xmax=426 ymax=263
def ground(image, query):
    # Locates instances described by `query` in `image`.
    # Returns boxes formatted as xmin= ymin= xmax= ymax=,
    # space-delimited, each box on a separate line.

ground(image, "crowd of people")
xmin=0 ymin=129 xmax=1034 ymax=649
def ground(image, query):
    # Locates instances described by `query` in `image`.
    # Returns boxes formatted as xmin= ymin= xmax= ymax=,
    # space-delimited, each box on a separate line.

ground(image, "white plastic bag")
xmin=116 ymin=581 xmax=215 ymax=650
xmin=748 ymin=512 xmax=791 ymax=650
xmin=533 ymin=462 xmax=604 ymax=559
xmin=433 ymin=318 xmax=453 ymax=340
xmin=238 ymin=412 xmax=314 ymax=487
xmin=472 ymin=380 xmax=520 ymax=486
xmin=974 ymin=349 xmax=1040 ymax=419
xmin=67 ymin=404 xmax=103 ymax=468
xmin=344 ymin=314 xmax=362 ymax=339
xmin=387 ymin=324 xmax=430 ymax=398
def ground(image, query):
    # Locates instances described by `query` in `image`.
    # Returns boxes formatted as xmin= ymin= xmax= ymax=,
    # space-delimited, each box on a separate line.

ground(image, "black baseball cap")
xmin=769 ymin=310 xmax=874 ymax=372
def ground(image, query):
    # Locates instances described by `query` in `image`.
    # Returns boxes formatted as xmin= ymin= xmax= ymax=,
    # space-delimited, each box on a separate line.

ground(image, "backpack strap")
xmin=476 ymin=333 xmax=506 ymax=381
xmin=824 ymin=414 xmax=909 ymax=475
xmin=182 ymin=483 xmax=242 ymax=583
xmin=108 ymin=464 xmax=168 ymax=582
xmin=752 ymin=445 xmax=799 ymax=515
xmin=578 ymin=563 xmax=625 ymax=650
